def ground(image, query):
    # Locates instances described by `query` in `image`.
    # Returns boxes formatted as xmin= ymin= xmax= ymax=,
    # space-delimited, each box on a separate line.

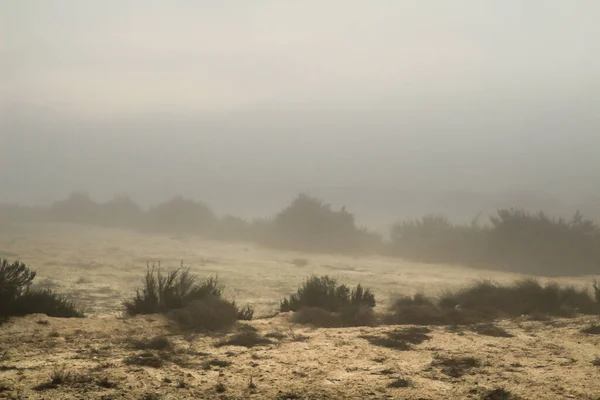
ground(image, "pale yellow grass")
xmin=2 ymin=223 xmax=595 ymax=317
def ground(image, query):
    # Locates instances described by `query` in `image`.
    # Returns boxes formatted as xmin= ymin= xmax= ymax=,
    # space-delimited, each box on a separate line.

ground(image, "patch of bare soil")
xmin=1 ymin=314 xmax=599 ymax=399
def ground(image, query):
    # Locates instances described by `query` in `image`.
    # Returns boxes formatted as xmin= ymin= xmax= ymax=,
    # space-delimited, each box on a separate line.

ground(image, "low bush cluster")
xmin=280 ymin=275 xmax=376 ymax=327
xmin=0 ymin=259 xmax=83 ymax=322
xmin=123 ymin=265 xmax=253 ymax=331
xmin=389 ymin=210 xmax=600 ymax=276
xmin=387 ymin=279 xmax=599 ymax=326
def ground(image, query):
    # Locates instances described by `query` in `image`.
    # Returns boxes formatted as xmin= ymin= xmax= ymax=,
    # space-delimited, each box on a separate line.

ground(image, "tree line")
xmin=1 ymin=192 xmax=599 ymax=276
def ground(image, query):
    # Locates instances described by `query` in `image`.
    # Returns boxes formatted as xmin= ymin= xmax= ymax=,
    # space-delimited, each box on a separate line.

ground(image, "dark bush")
xmin=290 ymin=307 xmax=341 ymax=328
xmin=235 ymin=304 xmax=254 ymax=321
xmin=99 ymin=196 xmax=145 ymax=228
xmin=124 ymin=266 xmax=254 ymax=331
xmin=169 ymin=297 xmax=239 ymax=332
xmin=581 ymin=324 xmax=600 ymax=335
xmin=361 ymin=327 xmax=431 ymax=350
xmin=280 ymin=275 xmax=375 ymax=312
xmin=387 ymin=279 xmax=598 ymax=326
xmin=432 ymin=355 xmax=480 ymax=378
xmin=480 ymin=388 xmax=521 ymax=400
xmin=0 ymin=259 xmax=83 ymax=320
xmin=389 ymin=214 xmax=488 ymax=265
xmin=262 ymin=194 xmax=382 ymax=254
xmin=123 ymin=352 xmax=165 ymax=368
xmin=0 ymin=259 xmax=36 ymax=315
xmin=470 ymin=323 xmax=513 ymax=338
xmin=386 ymin=303 xmax=469 ymax=326
xmin=12 ymin=289 xmax=83 ymax=318
xmin=339 ymin=305 xmax=377 ymax=327
xmin=49 ymin=192 xmax=101 ymax=225
xmin=215 ymin=328 xmax=273 ymax=348
xmin=123 ymin=266 xmax=222 ymax=315
xmin=144 ymin=196 xmax=218 ymax=235
xmin=390 ymin=209 xmax=600 ymax=276
xmin=439 ymin=279 xmax=598 ymax=317
xmin=129 ymin=336 xmax=173 ymax=351
xmin=282 ymin=275 xmax=376 ymax=327
xmin=215 ymin=215 xmax=254 ymax=241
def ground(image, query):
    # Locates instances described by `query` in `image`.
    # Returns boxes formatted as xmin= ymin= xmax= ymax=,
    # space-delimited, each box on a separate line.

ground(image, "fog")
xmin=2 ymin=1 xmax=600 ymax=227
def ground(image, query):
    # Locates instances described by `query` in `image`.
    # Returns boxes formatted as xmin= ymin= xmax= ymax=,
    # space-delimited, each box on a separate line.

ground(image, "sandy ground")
xmin=1 ymin=223 xmax=599 ymax=399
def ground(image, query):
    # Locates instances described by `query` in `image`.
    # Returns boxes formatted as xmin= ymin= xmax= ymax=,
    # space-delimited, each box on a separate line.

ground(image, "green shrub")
xmin=235 ymin=304 xmax=254 ymax=321
xmin=339 ymin=305 xmax=377 ymax=327
xmin=280 ymin=275 xmax=375 ymax=312
xmin=0 ymin=259 xmax=36 ymax=314
xmin=129 ymin=336 xmax=173 ymax=351
xmin=480 ymin=388 xmax=521 ymax=400
xmin=123 ymin=266 xmax=222 ymax=315
xmin=169 ymin=296 xmax=239 ymax=332
xmin=387 ymin=279 xmax=598 ymax=326
xmin=361 ymin=327 xmax=431 ymax=350
xmin=281 ymin=275 xmax=376 ymax=327
xmin=290 ymin=307 xmax=341 ymax=328
xmin=12 ymin=289 xmax=83 ymax=318
xmin=215 ymin=326 xmax=273 ymax=348
xmin=124 ymin=266 xmax=254 ymax=331
xmin=0 ymin=259 xmax=83 ymax=320
xmin=439 ymin=279 xmax=597 ymax=317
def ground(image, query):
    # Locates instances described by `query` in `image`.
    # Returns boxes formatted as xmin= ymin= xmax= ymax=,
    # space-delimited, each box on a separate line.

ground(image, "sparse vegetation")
xmin=129 ymin=336 xmax=173 ymax=351
xmin=202 ymin=359 xmax=232 ymax=370
xmin=290 ymin=307 xmax=342 ymax=328
xmin=390 ymin=209 xmax=600 ymax=276
xmin=387 ymin=279 xmax=599 ymax=326
xmin=97 ymin=376 xmax=117 ymax=389
xmin=236 ymin=304 xmax=255 ymax=321
xmin=470 ymin=323 xmax=513 ymax=338
xmin=262 ymin=194 xmax=382 ymax=254
xmin=0 ymin=259 xmax=84 ymax=320
xmin=480 ymin=388 xmax=521 ymax=400
xmin=360 ymin=327 xmax=431 ymax=350
xmin=432 ymin=355 xmax=480 ymax=378
xmin=124 ymin=266 xmax=253 ymax=331
xmin=290 ymin=258 xmax=309 ymax=267
xmin=281 ymin=275 xmax=376 ymax=327
xmin=144 ymin=197 xmax=218 ymax=235
xmin=123 ymin=266 xmax=222 ymax=315
xmin=439 ymin=279 xmax=598 ymax=317
xmin=581 ymin=324 xmax=600 ymax=335
xmin=123 ymin=351 xmax=165 ymax=368
xmin=33 ymin=367 xmax=92 ymax=391
xmin=215 ymin=382 xmax=227 ymax=393
xmin=6 ymin=191 xmax=600 ymax=276
xmin=387 ymin=376 xmax=412 ymax=388
xmin=169 ymin=296 xmax=239 ymax=332
xmin=216 ymin=326 xmax=273 ymax=348
xmin=140 ymin=392 xmax=162 ymax=400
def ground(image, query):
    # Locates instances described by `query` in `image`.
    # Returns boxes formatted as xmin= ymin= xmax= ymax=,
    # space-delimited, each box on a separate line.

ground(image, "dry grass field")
xmin=0 ymin=223 xmax=599 ymax=399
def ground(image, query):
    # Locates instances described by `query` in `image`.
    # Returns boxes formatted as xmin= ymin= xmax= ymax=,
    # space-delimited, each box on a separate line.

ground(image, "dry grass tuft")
xmin=431 ymin=355 xmax=480 ymax=378
xmin=470 ymin=323 xmax=513 ymax=338
xmin=360 ymin=327 xmax=431 ymax=350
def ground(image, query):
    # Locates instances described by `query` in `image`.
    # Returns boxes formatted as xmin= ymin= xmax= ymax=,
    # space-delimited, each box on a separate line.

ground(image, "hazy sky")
xmin=1 ymin=1 xmax=599 ymax=222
